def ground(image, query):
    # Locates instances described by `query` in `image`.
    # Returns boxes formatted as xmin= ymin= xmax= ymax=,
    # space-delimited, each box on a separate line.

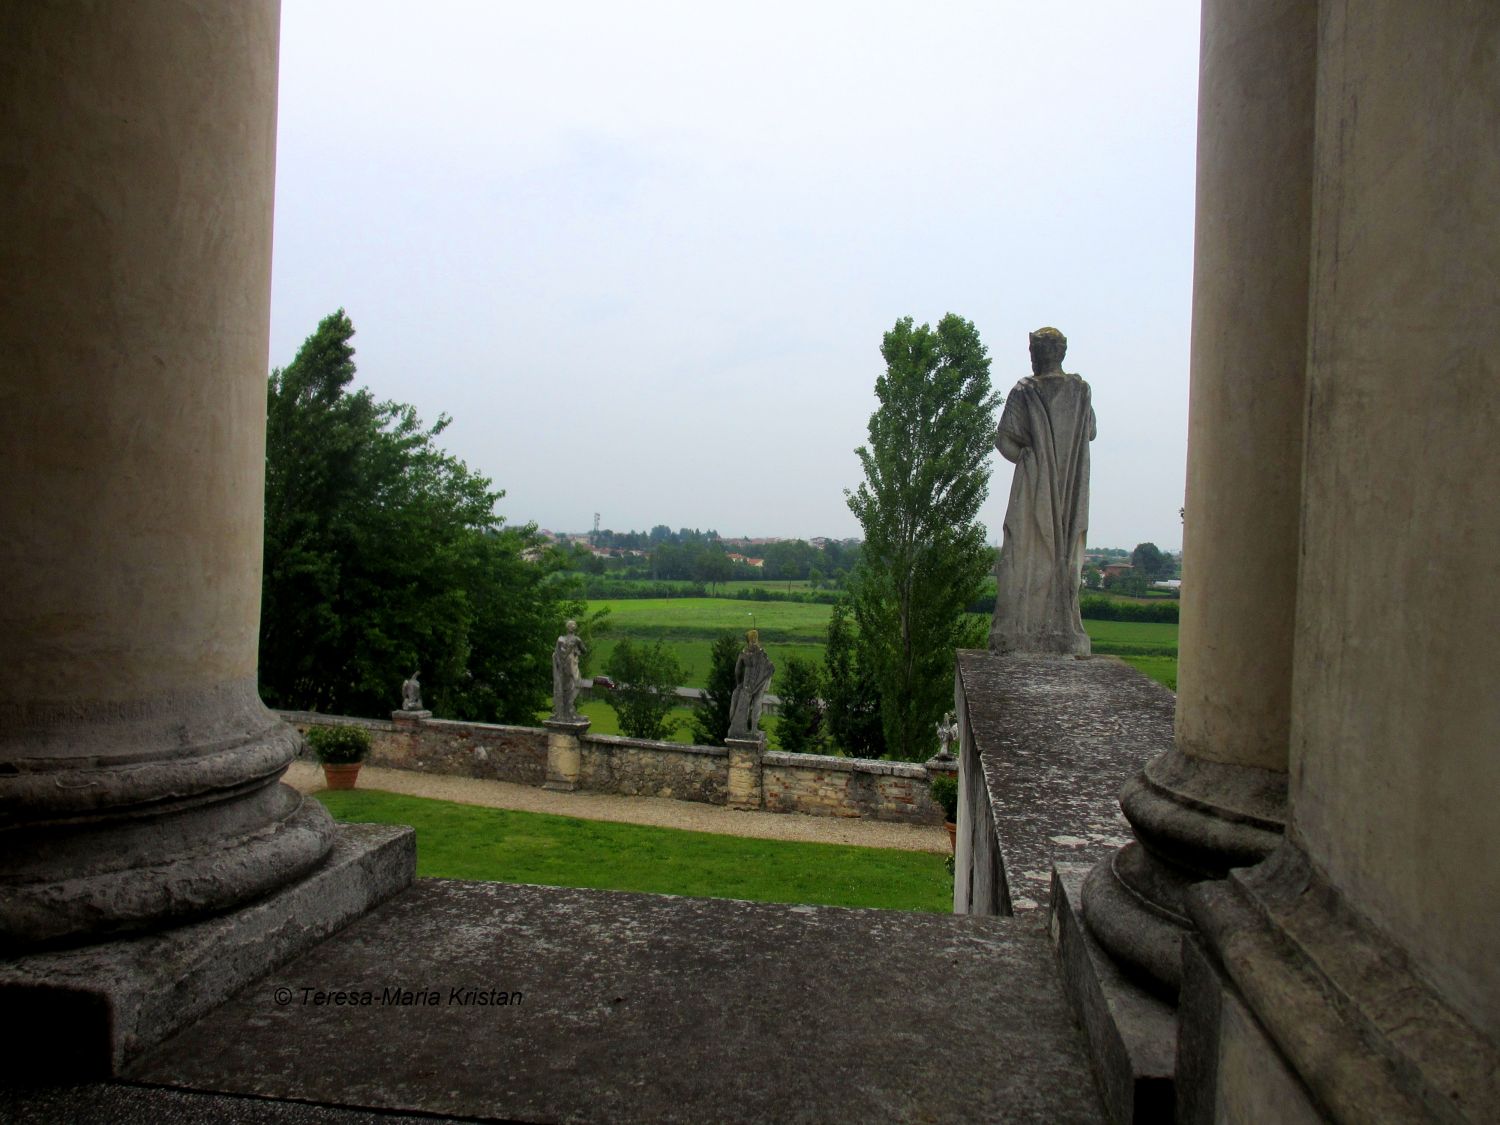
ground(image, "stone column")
xmin=0 ymin=1 xmax=335 ymax=951
xmin=1079 ymin=0 xmax=1316 ymax=1000
xmin=543 ymin=718 xmax=589 ymax=792
xmin=725 ymin=736 xmax=766 ymax=811
xmin=1284 ymin=0 xmax=1500 ymax=1044
xmin=1178 ymin=11 xmax=1500 ymax=1119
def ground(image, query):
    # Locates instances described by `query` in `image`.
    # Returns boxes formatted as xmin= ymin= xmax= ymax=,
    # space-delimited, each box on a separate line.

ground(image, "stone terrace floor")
xmin=6 ymin=879 xmax=1105 ymax=1124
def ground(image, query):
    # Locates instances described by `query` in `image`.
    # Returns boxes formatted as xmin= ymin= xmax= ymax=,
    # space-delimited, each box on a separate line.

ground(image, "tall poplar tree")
xmin=845 ymin=314 xmax=999 ymax=759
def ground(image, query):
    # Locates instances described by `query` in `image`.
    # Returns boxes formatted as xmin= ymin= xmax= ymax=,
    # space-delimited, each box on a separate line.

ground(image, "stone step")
xmin=119 ymin=879 xmax=1106 ymax=1123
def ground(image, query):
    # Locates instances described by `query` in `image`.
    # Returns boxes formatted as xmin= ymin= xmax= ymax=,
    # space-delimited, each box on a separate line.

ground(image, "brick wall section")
xmin=762 ymin=752 xmax=944 ymax=825
xmin=580 ymin=735 xmax=727 ymax=804
xmin=282 ymin=711 xmax=547 ymax=786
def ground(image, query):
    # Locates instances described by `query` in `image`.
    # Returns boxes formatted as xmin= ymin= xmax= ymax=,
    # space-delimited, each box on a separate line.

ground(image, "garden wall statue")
xmin=401 ymin=670 xmax=423 ymax=711
xmin=551 ymin=620 xmax=585 ymax=720
xmin=727 ymin=629 xmax=775 ymax=740
xmin=989 ymin=327 xmax=1095 ymax=656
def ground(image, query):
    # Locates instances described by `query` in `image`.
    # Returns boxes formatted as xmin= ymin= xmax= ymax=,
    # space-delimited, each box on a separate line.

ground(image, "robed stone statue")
xmin=989 ymin=327 xmax=1095 ymax=656
xmin=550 ymin=620 xmax=585 ymax=721
xmin=727 ymin=629 xmax=775 ymax=740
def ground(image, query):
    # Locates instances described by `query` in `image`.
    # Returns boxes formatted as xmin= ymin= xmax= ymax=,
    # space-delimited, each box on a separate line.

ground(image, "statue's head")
xmin=746 ymin=628 xmax=760 ymax=647
xmin=1029 ymin=327 xmax=1067 ymax=374
xmin=565 ymin=619 xmax=577 ymax=634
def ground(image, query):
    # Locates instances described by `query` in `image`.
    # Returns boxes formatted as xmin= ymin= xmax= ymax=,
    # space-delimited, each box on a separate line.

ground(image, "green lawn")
xmin=1115 ymin=655 xmax=1178 ymax=691
xmin=315 ymin=789 xmax=950 ymax=912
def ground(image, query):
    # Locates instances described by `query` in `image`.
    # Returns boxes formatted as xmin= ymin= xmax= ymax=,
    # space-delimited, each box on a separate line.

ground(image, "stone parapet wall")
xmin=580 ymin=735 xmax=727 ymax=804
xmin=281 ymin=712 xmax=944 ymax=825
xmin=763 ymin=752 xmax=943 ymax=825
xmin=282 ymin=712 xmax=548 ymax=787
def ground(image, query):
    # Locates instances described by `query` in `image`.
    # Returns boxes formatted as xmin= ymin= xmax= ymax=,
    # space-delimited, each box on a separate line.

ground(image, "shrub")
xmin=929 ymin=773 xmax=959 ymax=822
xmin=690 ymin=632 xmax=740 ymax=746
xmin=305 ymin=724 xmax=371 ymax=765
xmin=774 ymin=656 xmax=824 ymax=755
xmin=605 ymin=637 xmax=685 ymax=741
xmin=1079 ymin=594 xmax=1179 ymax=623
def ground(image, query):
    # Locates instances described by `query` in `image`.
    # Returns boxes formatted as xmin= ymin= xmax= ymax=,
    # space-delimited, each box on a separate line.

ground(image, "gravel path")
xmin=286 ymin=761 xmax=948 ymax=854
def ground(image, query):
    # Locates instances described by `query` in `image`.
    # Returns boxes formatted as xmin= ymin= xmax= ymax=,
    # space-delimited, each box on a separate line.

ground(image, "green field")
xmin=534 ymin=698 xmax=782 ymax=745
xmin=717 ymin=579 xmax=821 ymax=594
xmin=589 ymin=636 xmax=826 ymax=690
xmin=583 ymin=595 xmax=1178 ymax=694
xmin=1080 ymin=619 xmax=1179 ymax=655
xmin=315 ymin=789 xmax=949 ymax=912
xmin=589 ymin=597 xmax=831 ymax=641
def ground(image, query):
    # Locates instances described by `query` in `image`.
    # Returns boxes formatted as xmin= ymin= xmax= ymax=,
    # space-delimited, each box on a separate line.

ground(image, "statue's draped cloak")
xmin=728 ymin=647 xmax=775 ymax=738
xmin=989 ymin=373 xmax=1095 ymax=655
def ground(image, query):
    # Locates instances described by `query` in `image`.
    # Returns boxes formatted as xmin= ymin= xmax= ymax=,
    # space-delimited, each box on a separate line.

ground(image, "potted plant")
xmin=929 ymin=772 xmax=959 ymax=852
xmin=305 ymin=724 xmax=371 ymax=790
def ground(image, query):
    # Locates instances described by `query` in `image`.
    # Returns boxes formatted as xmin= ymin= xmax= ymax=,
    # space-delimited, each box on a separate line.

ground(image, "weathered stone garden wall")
xmin=763 ymin=752 xmax=940 ymax=824
xmin=283 ymin=711 xmax=948 ymax=826
xmin=579 ymin=735 xmax=727 ymax=804
xmin=282 ymin=711 xmax=548 ymax=786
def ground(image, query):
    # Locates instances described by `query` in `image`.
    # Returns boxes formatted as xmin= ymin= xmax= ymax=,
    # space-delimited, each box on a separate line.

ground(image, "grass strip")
xmin=315 ymin=789 xmax=950 ymax=913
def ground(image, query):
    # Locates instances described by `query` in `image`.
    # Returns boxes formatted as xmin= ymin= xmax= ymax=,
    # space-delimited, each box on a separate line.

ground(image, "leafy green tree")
xmin=845 ymin=314 xmax=1000 ymax=760
xmin=1131 ymin=542 xmax=1168 ymax=580
xmin=774 ymin=656 xmax=824 ymax=755
xmin=605 ymin=637 xmax=684 ymax=741
xmin=260 ymin=309 xmax=580 ymax=722
xmin=822 ymin=599 xmax=885 ymax=758
xmin=694 ymin=546 xmax=733 ymax=594
xmin=690 ymin=632 xmax=740 ymax=745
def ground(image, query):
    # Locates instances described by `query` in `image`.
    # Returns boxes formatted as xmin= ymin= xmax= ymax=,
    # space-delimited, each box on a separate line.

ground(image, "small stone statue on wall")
xmin=551 ymin=620 xmax=585 ymax=721
xmin=990 ymin=327 xmax=1095 ymax=656
xmin=401 ymin=670 xmax=423 ymax=712
xmin=727 ymin=629 xmax=775 ymax=741
xmin=935 ymin=711 xmax=958 ymax=760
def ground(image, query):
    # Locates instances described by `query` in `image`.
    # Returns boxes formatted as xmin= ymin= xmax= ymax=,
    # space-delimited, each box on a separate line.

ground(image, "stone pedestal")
xmin=392 ymin=708 xmax=433 ymax=726
xmin=543 ymin=718 xmax=589 ymax=792
xmin=725 ymin=736 xmax=766 ymax=811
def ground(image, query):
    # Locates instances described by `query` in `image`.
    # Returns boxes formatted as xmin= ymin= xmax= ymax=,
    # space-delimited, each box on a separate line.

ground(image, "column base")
xmin=0 ymin=822 xmax=415 ymax=1079
xmin=1079 ymin=748 xmax=1286 ymax=993
xmin=1180 ymin=844 xmax=1498 ymax=1124
xmin=1051 ymin=866 xmax=1177 ymax=1125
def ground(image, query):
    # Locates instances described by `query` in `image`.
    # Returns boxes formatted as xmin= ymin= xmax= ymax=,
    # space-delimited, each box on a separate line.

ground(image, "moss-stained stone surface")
xmin=958 ymin=653 xmax=1174 ymax=912
xmin=126 ymin=879 xmax=1105 ymax=1123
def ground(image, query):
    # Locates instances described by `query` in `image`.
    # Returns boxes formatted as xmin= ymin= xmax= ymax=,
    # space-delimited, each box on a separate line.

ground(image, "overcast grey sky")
xmin=270 ymin=1 xmax=1199 ymax=550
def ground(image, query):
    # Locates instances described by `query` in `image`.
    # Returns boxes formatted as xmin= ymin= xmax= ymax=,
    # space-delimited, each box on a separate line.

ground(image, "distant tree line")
xmin=560 ymin=532 xmax=862 ymax=590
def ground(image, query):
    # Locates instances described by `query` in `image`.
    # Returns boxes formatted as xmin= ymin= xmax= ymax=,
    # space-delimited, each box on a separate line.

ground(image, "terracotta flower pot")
xmin=322 ymin=762 xmax=362 ymax=790
xmin=946 ymin=821 xmax=957 ymax=853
